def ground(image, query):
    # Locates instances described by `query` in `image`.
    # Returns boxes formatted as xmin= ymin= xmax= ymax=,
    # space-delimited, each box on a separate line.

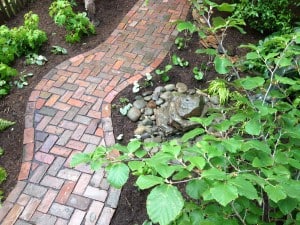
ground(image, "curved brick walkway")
xmin=0 ymin=0 xmax=189 ymax=224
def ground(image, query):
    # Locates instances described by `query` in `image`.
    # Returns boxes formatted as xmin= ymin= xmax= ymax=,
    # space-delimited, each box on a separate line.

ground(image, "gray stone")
xmin=156 ymin=98 xmax=164 ymax=106
xmin=160 ymin=91 xmax=173 ymax=100
xmin=142 ymin=91 xmax=153 ymax=97
xmin=164 ymin=84 xmax=176 ymax=91
xmin=175 ymin=94 xmax=205 ymax=119
xmin=144 ymin=108 xmax=154 ymax=116
xmin=210 ymin=96 xmax=220 ymax=105
xmin=127 ymin=107 xmax=141 ymax=122
xmin=133 ymin=99 xmax=147 ymax=109
xmin=135 ymin=95 xmax=143 ymax=100
xmin=152 ymin=86 xmax=165 ymax=101
xmin=144 ymin=96 xmax=152 ymax=101
xmin=141 ymin=117 xmax=153 ymax=126
xmin=176 ymin=82 xmax=188 ymax=93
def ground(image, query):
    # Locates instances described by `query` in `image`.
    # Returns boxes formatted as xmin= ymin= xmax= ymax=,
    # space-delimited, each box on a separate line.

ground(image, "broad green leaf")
xmin=222 ymin=138 xmax=243 ymax=153
xmin=147 ymin=184 xmax=184 ymax=225
xmin=155 ymin=164 xmax=178 ymax=179
xmin=216 ymin=3 xmax=236 ymax=12
xmin=185 ymin=156 xmax=206 ymax=170
xmin=195 ymin=48 xmax=217 ymax=55
xmin=246 ymin=52 xmax=260 ymax=60
xmin=264 ymin=185 xmax=287 ymax=203
xmin=229 ymin=177 xmax=258 ymax=200
xmin=172 ymin=169 xmax=191 ymax=180
xmin=107 ymin=163 xmax=129 ymax=189
xmin=238 ymin=76 xmax=265 ymax=90
xmin=276 ymin=57 xmax=292 ymax=67
xmin=127 ymin=139 xmax=141 ymax=153
xmin=70 ymin=153 xmax=90 ymax=167
xmin=135 ymin=149 xmax=147 ymax=158
xmin=202 ymin=168 xmax=227 ymax=181
xmin=252 ymin=153 xmax=273 ymax=167
xmin=162 ymin=142 xmax=181 ymax=158
xmin=282 ymin=180 xmax=300 ymax=201
xmin=128 ymin=161 xmax=145 ymax=171
xmin=245 ymin=115 xmax=261 ymax=136
xmin=214 ymin=55 xmax=232 ymax=74
xmin=186 ymin=179 xmax=209 ymax=200
xmin=212 ymin=17 xmax=226 ymax=29
xmin=278 ymin=197 xmax=298 ymax=214
xmin=136 ymin=175 xmax=164 ymax=190
xmin=190 ymin=114 xmax=219 ymax=127
xmin=275 ymin=74 xmax=296 ymax=85
xmin=182 ymin=128 xmax=205 ymax=142
xmin=242 ymin=140 xmax=271 ymax=154
xmin=210 ymin=183 xmax=238 ymax=206
xmin=176 ymin=21 xmax=197 ymax=34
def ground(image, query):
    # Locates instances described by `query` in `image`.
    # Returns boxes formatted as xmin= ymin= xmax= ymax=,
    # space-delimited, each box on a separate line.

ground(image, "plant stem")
xmin=231 ymin=202 xmax=247 ymax=225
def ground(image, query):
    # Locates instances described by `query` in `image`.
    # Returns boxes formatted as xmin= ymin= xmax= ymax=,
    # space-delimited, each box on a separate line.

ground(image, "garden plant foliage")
xmin=72 ymin=0 xmax=300 ymax=224
xmin=0 ymin=118 xmax=15 ymax=202
xmin=0 ymin=12 xmax=47 ymax=96
xmin=49 ymin=0 xmax=95 ymax=43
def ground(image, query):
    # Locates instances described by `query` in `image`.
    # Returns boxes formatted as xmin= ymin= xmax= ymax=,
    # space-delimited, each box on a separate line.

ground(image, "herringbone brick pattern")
xmin=0 ymin=0 xmax=189 ymax=224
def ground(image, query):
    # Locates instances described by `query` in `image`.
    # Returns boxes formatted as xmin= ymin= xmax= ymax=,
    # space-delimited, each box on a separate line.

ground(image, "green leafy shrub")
xmin=0 ymin=63 xmax=17 ymax=96
xmin=0 ymin=12 xmax=47 ymax=96
xmin=49 ymin=0 xmax=95 ymax=43
xmin=232 ymin=0 xmax=296 ymax=34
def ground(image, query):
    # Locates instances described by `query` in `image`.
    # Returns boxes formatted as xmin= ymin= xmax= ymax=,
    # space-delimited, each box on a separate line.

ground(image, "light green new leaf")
xmin=229 ymin=177 xmax=258 ymax=200
xmin=245 ymin=115 xmax=262 ymax=136
xmin=107 ymin=163 xmax=129 ymax=189
xmin=264 ymin=185 xmax=287 ymax=203
xmin=176 ymin=21 xmax=197 ymax=34
xmin=210 ymin=183 xmax=238 ymax=206
xmin=246 ymin=52 xmax=260 ymax=60
xmin=239 ymin=76 xmax=265 ymax=90
xmin=127 ymin=139 xmax=141 ymax=153
xmin=128 ymin=161 xmax=145 ymax=171
xmin=186 ymin=156 xmax=206 ymax=170
xmin=216 ymin=3 xmax=236 ymax=12
xmin=275 ymin=74 xmax=296 ymax=85
xmin=136 ymin=175 xmax=164 ymax=190
xmin=212 ymin=17 xmax=226 ymax=29
xmin=214 ymin=55 xmax=232 ymax=74
xmin=147 ymin=184 xmax=184 ymax=225
xmin=181 ymin=128 xmax=205 ymax=142
xmin=70 ymin=153 xmax=90 ymax=167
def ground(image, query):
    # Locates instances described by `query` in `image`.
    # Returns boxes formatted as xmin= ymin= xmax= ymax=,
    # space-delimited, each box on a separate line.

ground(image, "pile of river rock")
xmin=124 ymin=82 xmax=220 ymax=143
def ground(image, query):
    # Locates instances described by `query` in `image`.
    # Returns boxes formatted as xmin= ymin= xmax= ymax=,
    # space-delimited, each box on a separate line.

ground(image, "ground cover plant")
xmin=72 ymin=0 xmax=300 ymax=224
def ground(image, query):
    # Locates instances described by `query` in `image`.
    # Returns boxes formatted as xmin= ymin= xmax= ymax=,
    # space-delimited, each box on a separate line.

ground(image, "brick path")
xmin=0 ymin=0 xmax=189 ymax=224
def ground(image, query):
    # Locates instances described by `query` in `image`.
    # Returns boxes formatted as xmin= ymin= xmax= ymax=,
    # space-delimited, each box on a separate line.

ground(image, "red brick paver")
xmin=0 ymin=0 xmax=189 ymax=224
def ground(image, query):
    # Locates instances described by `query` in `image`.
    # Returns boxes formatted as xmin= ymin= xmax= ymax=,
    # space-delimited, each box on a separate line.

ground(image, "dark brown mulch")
xmin=0 ymin=0 xmax=137 ymax=198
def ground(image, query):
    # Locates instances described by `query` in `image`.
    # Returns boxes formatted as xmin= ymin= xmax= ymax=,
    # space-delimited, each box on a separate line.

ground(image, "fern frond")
xmin=0 ymin=118 xmax=15 ymax=132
